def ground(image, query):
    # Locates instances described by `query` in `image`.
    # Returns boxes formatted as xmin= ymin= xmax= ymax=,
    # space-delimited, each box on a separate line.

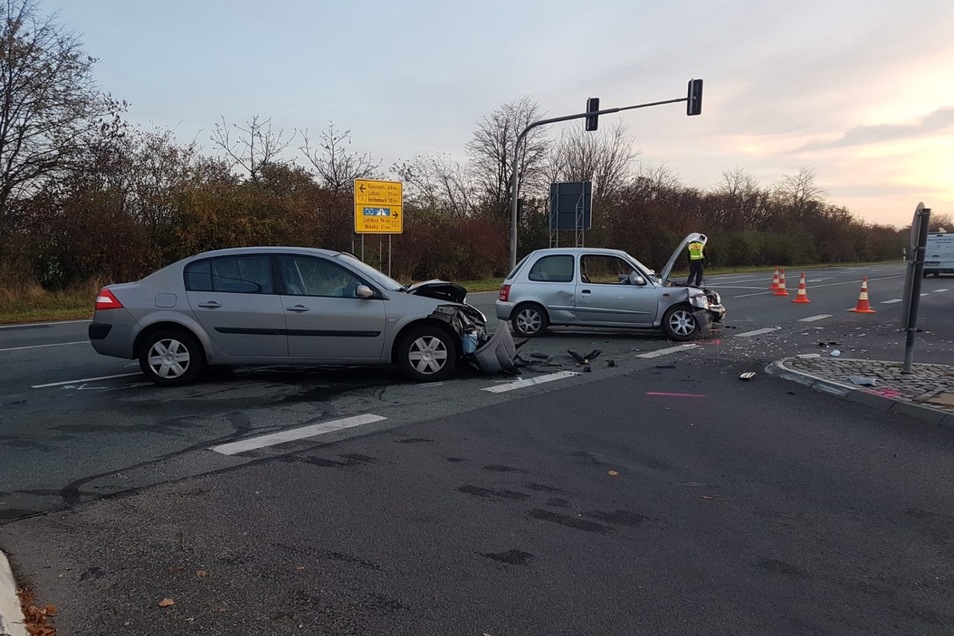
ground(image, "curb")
xmin=0 ymin=551 xmax=25 ymax=636
xmin=765 ymin=359 xmax=954 ymax=430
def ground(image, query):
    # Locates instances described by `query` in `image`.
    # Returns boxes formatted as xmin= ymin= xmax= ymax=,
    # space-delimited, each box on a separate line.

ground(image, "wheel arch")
xmin=134 ymin=320 xmax=210 ymax=367
xmin=389 ymin=318 xmax=460 ymax=364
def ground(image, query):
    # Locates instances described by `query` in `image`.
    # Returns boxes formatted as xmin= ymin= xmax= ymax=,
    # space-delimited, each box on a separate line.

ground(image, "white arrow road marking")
xmin=32 ymin=372 xmax=142 ymax=389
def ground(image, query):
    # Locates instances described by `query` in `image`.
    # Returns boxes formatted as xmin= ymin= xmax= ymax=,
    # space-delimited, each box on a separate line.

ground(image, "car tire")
xmin=662 ymin=304 xmax=699 ymax=341
xmin=139 ymin=329 xmax=204 ymax=387
xmin=511 ymin=303 xmax=549 ymax=338
xmin=398 ymin=326 xmax=458 ymax=382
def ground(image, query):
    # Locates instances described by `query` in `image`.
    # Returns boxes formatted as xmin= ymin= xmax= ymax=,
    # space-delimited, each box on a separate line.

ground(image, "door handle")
xmin=197 ymin=301 xmax=221 ymax=309
xmin=581 ymin=289 xmax=591 ymax=294
xmin=286 ymin=305 xmax=310 ymax=313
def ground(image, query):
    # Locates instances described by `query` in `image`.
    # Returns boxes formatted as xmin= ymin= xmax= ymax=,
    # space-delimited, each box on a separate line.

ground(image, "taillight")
xmin=498 ymin=284 xmax=511 ymax=302
xmin=95 ymin=288 xmax=124 ymax=310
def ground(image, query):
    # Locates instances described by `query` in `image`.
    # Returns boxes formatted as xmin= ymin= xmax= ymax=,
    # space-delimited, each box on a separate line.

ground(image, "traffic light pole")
xmin=508 ymin=94 xmax=694 ymax=270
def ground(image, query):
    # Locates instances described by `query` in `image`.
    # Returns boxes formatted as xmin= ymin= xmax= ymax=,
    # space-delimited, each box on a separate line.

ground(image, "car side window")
xmin=527 ymin=255 xmax=574 ymax=282
xmin=278 ymin=255 xmax=364 ymax=298
xmin=184 ymin=255 xmax=274 ymax=294
xmin=580 ymin=255 xmax=638 ymax=284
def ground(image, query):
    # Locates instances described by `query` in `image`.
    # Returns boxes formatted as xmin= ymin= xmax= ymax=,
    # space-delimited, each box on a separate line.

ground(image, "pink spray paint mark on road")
xmin=645 ymin=392 xmax=709 ymax=398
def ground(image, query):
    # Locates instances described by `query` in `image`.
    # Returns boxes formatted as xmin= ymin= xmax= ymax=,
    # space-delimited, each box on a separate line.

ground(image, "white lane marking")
xmin=481 ymin=371 xmax=579 ymax=393
xmin=798 ymin=315 xmax=832 ymax=322
xmin=0 ymin=340 xmax=88 ymax=353
xmin=734 ymin=327 xmax=781 ymax=337
xmin=636 ymin=344 xmax=698 ymax=358
xmin=0 ymin=319 xmax=90 ymax=329
xmin=210 ymin=414 xmax=387 ymax=456
xmin=31 ymin=372 xmax=142 ymax=388
xmin=935 ymin=288 xmax=950 ymax=292
xmin=881 ymin=299 xmax=903 ymax=304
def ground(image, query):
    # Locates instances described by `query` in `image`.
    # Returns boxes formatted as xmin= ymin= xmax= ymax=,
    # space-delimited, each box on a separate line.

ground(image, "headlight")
xmin=435 ymin=305 xmax=457 ymax=316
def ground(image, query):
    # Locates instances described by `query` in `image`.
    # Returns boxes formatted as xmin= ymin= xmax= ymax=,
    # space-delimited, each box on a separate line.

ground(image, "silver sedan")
xmin=89 ymin=247 xmax=487 ymax=386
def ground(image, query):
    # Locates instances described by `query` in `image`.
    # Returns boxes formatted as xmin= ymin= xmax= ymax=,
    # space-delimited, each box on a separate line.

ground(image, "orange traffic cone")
xmin=849 ymin=277 xmax=876 ymax=313
xmin=773 ymin=269 xmax=789 ymax=296
xmin=769 ymin=266 xmax=780 ymax=290
xmin=792 ymin=272 xmax=811 ymax=303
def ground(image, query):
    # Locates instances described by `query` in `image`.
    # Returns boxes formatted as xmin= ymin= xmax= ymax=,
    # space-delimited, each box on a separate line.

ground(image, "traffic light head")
xmin=585 ymin=97 xmax=600 ymax=131
xmin=687 ymin=79 xmax=703 ymax=116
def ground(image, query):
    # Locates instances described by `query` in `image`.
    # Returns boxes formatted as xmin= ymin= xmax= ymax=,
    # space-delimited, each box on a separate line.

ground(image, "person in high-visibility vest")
xmin=687 ymin=239 xmax=706 ymax=287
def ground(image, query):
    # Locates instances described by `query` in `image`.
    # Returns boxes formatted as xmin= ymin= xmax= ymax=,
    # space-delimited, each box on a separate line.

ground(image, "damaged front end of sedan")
xmin=408 ymin=280 xmax=519 ymax=374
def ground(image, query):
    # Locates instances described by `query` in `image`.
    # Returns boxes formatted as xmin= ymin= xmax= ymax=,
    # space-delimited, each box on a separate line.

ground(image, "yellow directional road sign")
xmin=354 ymin=179 xmax=403 ymax=234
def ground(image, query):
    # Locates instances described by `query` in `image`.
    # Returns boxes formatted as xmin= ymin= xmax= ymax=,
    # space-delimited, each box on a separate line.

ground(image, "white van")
xmin=924 ymin=232 xmax=954 ymax=277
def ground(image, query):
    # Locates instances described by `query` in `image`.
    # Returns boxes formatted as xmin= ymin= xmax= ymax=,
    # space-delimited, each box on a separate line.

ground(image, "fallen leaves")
xmin=17 ymin=586 xmax=57 ymax=635
xmin=158 ymin=598 xmax=175 ymax=608
xmin=607 ymin=470 xmax=620 ymax=477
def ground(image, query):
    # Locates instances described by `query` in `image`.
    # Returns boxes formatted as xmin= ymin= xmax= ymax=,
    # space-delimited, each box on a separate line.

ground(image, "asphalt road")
xmin=1 ymin=263 xmax=953 ymax=634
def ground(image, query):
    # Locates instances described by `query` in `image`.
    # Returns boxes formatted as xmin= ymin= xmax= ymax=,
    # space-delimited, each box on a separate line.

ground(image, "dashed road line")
xmin=734 ymin=327 xmax=781 ymax=338
xmin=882 ymin=299 xmax=902 ymax=304
xmin=636 ymin=344 xmax=698 ymax=358
xmin=210 ymin=414 xmax=388 ymax=455
xmin=798 ymin=315 xmax=831 ymax=322
xmin=482 ymin=371 xmax=579 ymax=393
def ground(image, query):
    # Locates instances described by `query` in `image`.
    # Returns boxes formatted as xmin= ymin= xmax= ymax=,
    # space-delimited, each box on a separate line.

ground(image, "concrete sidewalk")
xmin=0 ymin=550 xmax=25 ymax=636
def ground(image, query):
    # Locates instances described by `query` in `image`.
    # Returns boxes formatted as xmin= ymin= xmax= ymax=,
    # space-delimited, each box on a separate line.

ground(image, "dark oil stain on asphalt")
xmin=483 ymin=464 xmax=527 ymax=473
xmin=481 ymin=550 xmax=534 ymax=566
xmin=274 ymin=543 xmax=382 ymax=571
xmin=395 ymin=437 xmax=435 ymax=444
xmin=445 ymin=457 xmax=468 ymax=462
xmin=757 ymin=558 xmax=809 ymax=579
xmin=546 ymin=498 xmax=571 ymax=508
xmin=291 ymin=453 xmax=377 ymax=468
xmin=458 ymin=485 xmax=529 ymax=500
xmin=525 ymin=483 xmax=563 ymax=493
xmin=79 ymin=566 xmax=108 ymax=581
xmin=584 ymin=510 xmax=648 ymax=527
xmin=528 ymin=509 xmax=615 ymax=534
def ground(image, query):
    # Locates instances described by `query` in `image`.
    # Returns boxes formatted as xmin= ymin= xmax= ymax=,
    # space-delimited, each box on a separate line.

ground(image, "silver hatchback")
xmin=89 ymin=247 xmax=487 ymax=386
xmin=495 ymin=233 xmax=726 ymax=340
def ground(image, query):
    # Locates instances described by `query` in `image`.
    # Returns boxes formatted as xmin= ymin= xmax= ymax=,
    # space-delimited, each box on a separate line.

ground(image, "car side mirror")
xmin=355 ymin=284 xmax=374 ymax=299
xmin=629 ymin=272 xmax=647 ymax=286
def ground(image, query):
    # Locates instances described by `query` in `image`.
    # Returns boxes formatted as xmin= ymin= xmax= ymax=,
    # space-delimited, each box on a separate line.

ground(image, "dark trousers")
xmin=688 ymin=260 xmax=704 ymax=287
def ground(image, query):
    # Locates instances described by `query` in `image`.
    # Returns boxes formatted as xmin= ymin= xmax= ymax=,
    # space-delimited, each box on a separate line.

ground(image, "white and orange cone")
xmin=849 ymin=277 xmax=876 ymax=313
xmin=792 ymin=272 xmax=811 ymax=304
xmin=769 ymin=266 xmax=780 ymax=291
xmin=773 ymin=269 xmax=789 ymax=296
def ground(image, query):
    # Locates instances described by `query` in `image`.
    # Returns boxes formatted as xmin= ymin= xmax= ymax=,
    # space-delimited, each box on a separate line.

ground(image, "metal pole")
xmin=903 ymin=206 xmax=931 ymax=372
xmin=507 ymin=95 xmax=690 ymax=269
xmin=388 ymin=234 xmax=392 ymax=277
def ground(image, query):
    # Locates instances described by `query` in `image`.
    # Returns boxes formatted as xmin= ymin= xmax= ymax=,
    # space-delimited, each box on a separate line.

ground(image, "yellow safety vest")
xmin=688 ymin=242 xmax=705 ymax=261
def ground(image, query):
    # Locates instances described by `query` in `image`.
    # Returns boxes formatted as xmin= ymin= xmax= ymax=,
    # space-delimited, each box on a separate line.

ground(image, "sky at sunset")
xmin=44 ymin=0 xmax=954 ymax=228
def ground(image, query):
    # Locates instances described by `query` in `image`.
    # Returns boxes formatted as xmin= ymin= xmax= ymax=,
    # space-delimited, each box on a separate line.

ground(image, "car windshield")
xmin=334 ymin=253 xmax=404 ymax=291
xmin=625 ymin=254 xmax=656 ymax=278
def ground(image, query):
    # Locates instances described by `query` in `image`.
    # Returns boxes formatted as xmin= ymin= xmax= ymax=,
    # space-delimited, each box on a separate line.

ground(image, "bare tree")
xmin=0 ymin=0 xmax=116 ymax=256
xmin=466 ymin=97 xmax=549 ymax=222
xmin=210 ymin=115 xmax=293 ymax=182
xmin=545 ymin=121 xmax=636 ymax=208
xmin=713 ymin=167 xmax=770 ymax=229
xmin=392 ymin=153 xmax=473 ymax=218
xmin=299 ymin=122 xmax=380 ymax=197
xmin=773 ymin=166 xmax=826 ymax=217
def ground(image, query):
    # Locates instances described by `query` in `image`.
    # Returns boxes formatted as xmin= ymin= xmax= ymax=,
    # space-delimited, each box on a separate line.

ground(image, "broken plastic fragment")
xmin=830 ymin=350 xmax=841 ymax=357
xmin=739 ymin=372 xmax=755 ymax=380
xmin=848 ymin=375 xmax=877 ymax=386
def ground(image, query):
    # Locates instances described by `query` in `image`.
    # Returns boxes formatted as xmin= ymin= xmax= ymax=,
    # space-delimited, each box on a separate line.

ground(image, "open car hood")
xmin=406 ymin=279 xmax=468 ymax=304
xmin=659 ymin=232 xmax=708 ymax=284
